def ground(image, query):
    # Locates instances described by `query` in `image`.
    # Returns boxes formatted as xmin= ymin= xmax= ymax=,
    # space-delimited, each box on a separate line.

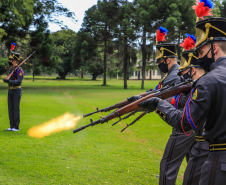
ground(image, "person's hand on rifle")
xmin=139 ymin=97 xmax=161 ymax=112
xmin=127 ymin=95 xmax=142 ymax=102
xmin=3 ymin=79 xmax=9 ymax=83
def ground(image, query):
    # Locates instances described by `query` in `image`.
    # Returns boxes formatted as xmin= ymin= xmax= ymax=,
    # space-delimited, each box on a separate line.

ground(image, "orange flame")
xmin=28 ymin=113 xmax=81 ymax=138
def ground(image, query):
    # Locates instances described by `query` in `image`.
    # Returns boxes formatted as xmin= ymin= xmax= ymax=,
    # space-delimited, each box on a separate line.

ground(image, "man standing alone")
xmin=3 ymin=43 xmax=24 ymax=131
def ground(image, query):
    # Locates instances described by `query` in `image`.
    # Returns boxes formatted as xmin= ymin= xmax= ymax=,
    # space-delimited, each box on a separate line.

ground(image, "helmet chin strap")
xmin=211 ymin=41 xmax=215 ymax=63
xmin=164 ymin=58 xmax=168 ymax=67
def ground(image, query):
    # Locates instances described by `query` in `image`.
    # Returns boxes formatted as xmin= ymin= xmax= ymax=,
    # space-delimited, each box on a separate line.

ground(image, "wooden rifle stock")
xmin=6 ymin=51 xmax=36 ymax=80
xmin=73 ymin=81 xmax=192 ymax=133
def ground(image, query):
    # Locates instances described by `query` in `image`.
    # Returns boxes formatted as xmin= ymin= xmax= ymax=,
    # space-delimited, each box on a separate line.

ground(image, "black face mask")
xmin=158 ymin=59 xmax=168 ymax=73
xmin=8 ymin=62 xmax=12 ymax=66
xmin=182 ymin=68 xmax=193 ymax=80
xmin=197 ymin=48 xmax=213 ymax=72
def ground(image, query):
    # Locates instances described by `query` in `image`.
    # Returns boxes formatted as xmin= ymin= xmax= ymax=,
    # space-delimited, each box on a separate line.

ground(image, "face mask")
xmin=182 ymin=68 xmax=193 ymax=80
xmin=158 ymin=59 xmax=168 ymax=73
xmin=197 ymin=48 xmax=213 ymax=72
xmin=8 ymin=62 xmax=12 ymax=66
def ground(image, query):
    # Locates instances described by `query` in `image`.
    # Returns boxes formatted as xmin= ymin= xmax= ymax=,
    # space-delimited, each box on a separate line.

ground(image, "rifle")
xmin=121 ymin=111 xmax=148 ymax=132
xmin=73 ymin=79 xmax=192 ymax=133
xmin=112 ymin=110 xmax=137 ymax=126
xmin=83 ymin=85 xmax=170 ymax=118
xmin=6 ymin=51 xmax=36 ymax=80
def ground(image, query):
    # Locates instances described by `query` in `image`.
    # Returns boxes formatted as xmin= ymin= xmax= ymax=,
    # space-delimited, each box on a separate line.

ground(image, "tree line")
xmin=0 ymin=0 xmax=225 ymax=89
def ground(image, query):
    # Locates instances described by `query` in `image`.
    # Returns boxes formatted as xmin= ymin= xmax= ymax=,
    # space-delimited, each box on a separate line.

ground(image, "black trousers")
xmin=199 ymin=150 xmax=226 ymax=185
xmin=159 ymin=129 xmax=196 ymax=185
xmin=183 ymin=141 xmax=209 ymax=185
xmin=8 ymin=88 xmax=22 ymax=129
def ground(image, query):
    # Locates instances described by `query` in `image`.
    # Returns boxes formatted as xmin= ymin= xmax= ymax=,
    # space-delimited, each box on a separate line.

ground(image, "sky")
xmin=48 ymin=0 xmax=133 ymax=33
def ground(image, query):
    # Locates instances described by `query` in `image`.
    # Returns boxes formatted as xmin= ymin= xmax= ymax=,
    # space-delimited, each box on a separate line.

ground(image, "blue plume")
xmin=200 ymin=0 xmax=213 ymax=9
xmin=185 ymin=33 xmax=196 ymax=43
xmin=12 ymin=42 xmax=16 ymax=46
xmin=158 ymin=26 xmax=168 ymax=34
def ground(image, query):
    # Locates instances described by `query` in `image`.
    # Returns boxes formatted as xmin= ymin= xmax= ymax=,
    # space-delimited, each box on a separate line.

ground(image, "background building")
xmin=118 ymin=59 xmax=161 ymax=80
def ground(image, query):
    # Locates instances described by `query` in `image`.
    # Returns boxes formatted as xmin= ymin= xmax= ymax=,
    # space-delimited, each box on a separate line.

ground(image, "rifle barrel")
xmin=73 ymin=119 xmax=101 ymax=133
xmin=83 ymin=110 xmax=101 ymax=118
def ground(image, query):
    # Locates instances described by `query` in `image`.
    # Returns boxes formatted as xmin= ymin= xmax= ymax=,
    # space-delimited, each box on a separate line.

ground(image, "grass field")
xmin=0 ymin=76 xmax=187 ymax=185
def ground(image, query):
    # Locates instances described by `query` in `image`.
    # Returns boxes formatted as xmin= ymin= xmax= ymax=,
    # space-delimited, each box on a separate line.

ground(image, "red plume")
xmin=11 ymin=43 xmax=16 ymax=51
xmin=180 ymin=34 xmax=196 ymax=51
xmin=192 ymin=0 xmax=213 ymax=19
xmin=156 ymin=26 xmax=168 ymax=42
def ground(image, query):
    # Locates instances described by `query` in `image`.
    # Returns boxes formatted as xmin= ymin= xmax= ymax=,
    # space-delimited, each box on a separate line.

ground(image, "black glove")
xmin=3 ymin=79 xmax=9 ymax=83
xmin=146 ymin=88 xmax=154 ymax=92
xmin=127 ymin=95 xmax=142 ymax=102
xmin=138 ymin=97 xmax=160 ymax=112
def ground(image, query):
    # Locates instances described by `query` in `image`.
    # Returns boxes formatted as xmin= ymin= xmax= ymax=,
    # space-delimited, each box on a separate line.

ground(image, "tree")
xmin=72 ymin=30 xmax=101 ymax=80
xmin=30 ymin=26 xmax=53 ymax=81
xmin=0 ymin=0 xmax=34 ymax=56
xmin=135 ymin=0 xmax=158 ymax=89
xmin=134 ymin=0 xmax=196 ymax=88
xmin=158 ymin=0 xmax=196 ymax=58
xmin=50 ymin=29 xmax=76 ymax=79
xmin=0 ymin=57 xmax=8 ymax=76
xmin=116 ymin=1 xmax=137 ymax=89
xmin=33 ymin=0 xmax=76 ymax=29
xmin=0 ymin=0 xmax=76 ymax=78
xmin=82 ymin=1 xmax=119 ymax=85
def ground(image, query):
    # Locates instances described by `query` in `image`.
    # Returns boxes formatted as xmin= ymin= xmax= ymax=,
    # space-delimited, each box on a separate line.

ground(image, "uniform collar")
xmin=210 ymin=56 xmax=226 ymax=71
xmin=192 ymin=74 xmax=206 ymax=88
xmin=168 ymin=63 xmax=179 ymax=75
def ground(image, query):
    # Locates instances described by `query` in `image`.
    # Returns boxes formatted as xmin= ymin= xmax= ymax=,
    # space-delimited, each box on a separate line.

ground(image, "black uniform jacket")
xmin=156 ymin=57 xmax=226 ymax=144
xmin=161 ymin=63 xmax=181 ymax=87
xmin=8 ymin=66 xmax=23 ymax=86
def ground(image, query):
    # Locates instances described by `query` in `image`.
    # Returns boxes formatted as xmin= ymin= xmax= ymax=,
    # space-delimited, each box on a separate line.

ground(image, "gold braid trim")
xmin=195 ymin=135 xmax=205 ymax=142
xmin=196 ymin=23 xmax=226 ymax=47
xmin=209 ymin=143 xmax=226 ymax=147
xmin=9 ymin=53 xmax=19 ymax=60
xmin=156 ymin=47 xmax=177 ymax=60
xmin=160 ymin=73 xmax=168 ymax=83
xmin=179 ymin=53 xmax=198 ymax=71
xmin=209 ymin=143 xmax=226 ymax=151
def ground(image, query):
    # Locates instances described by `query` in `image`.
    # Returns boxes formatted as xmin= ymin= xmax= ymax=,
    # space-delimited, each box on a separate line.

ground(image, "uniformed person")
xmin=128 ymin=43 xmax=196 ymax=185
xmin=155 ymin=44 xmax=195 ymax=185
xmin=3 ymin=51 xmax=24 ymax=131
xmin=176 ymin=50 xmax=209 ymax=185
xmin=138 ymin=17 xmax=226 ymax=185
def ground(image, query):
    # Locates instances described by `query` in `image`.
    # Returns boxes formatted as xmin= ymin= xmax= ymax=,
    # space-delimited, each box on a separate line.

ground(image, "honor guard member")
xmin=175 ymin=49 xmax=209 ymax=185
xmin=138 ymin=17 xmax=226 ymax=185
xmin=3 ymin=45 xmax=24 ymax=131
xmin=155 ymin=43 xmax=196 ymax=185
xmin=128 ymin=41 xmax=195 ymax=184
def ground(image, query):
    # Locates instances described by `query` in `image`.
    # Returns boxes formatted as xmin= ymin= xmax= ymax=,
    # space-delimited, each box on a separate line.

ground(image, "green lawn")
xmin=0 ymin=77 xmax=186 ymax=185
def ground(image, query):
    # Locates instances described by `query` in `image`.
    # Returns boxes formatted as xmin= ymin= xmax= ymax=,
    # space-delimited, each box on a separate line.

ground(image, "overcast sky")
xmin=48 ymin=0 xmax=133 ymax=32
